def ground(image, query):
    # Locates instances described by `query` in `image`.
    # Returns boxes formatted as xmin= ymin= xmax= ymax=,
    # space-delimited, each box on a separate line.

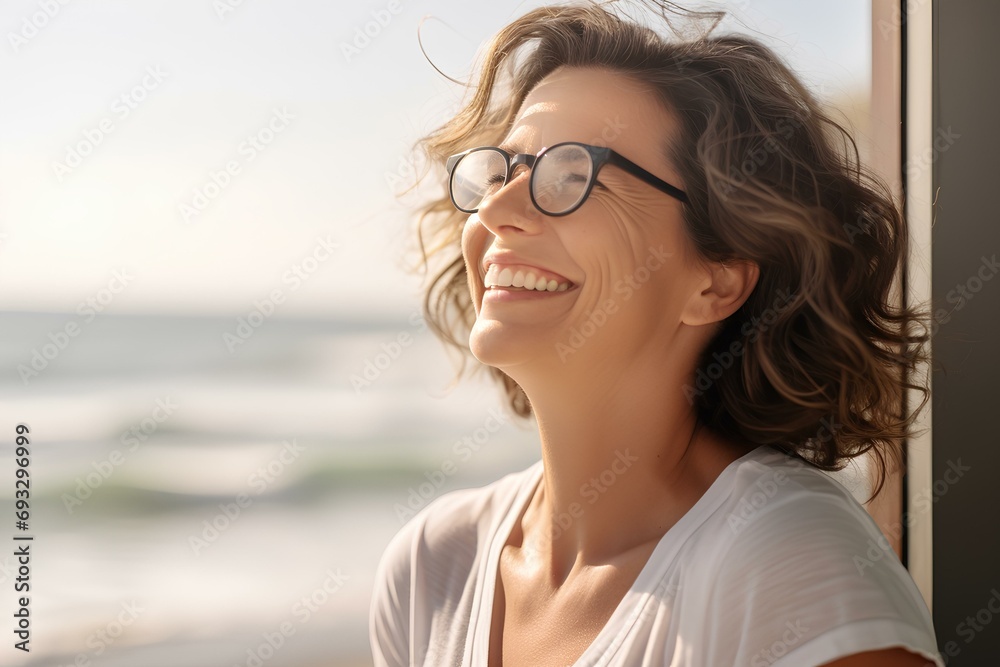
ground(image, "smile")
xmin=484 ymin=264 xmax=573 ymax=292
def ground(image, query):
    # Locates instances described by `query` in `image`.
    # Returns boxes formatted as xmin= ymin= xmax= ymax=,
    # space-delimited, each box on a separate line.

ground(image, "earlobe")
xmin=681 ymin=259 xmax=759 ymax=326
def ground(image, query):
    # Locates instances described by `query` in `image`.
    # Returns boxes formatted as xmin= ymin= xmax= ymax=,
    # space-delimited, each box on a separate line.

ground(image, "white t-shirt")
xmin=370 ymin=445 xmax=944 ymax=666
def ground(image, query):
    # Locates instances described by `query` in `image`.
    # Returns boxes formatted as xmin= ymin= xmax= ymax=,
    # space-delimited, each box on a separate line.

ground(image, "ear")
xmin=681 ymin=259 xmax=759 ymax=326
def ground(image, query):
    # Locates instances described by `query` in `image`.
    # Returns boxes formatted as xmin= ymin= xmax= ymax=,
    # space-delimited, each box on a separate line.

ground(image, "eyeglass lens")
xmin=450 ymin=144 xmax=595 ymax=215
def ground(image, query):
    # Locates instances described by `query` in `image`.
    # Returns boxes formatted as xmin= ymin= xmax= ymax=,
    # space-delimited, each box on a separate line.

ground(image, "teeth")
xmin=484 ymin=264 xmax=573 ymax=293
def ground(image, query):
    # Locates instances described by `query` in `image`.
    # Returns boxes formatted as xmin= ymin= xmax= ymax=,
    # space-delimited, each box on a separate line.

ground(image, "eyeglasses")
xmin=445 ymin=141 xmax=688 ymax=217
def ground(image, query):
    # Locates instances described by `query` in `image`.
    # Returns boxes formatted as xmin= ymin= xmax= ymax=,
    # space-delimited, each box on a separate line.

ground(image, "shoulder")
xmin=369 ymin=461 xmax=542 ymax=666
xmin=686 ymin=447 xmax=943 ymax=666
xmin=706 ymin=447 xmax=920 ymax=598
xmin=719 ymin=446 xmax=877 ymax=544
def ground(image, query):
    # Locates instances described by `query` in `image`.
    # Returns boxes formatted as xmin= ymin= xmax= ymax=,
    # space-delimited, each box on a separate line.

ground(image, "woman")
xmin=371 ymin=2 xmax=943 ymax=665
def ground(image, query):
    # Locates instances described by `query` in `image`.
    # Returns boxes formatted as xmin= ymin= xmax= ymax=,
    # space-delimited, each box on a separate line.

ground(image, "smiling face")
xmin=460 ymin=66 xmax=711 ymax=374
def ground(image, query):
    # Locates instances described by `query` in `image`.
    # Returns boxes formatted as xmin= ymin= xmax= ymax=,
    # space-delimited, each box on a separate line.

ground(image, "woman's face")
xmin=461 ymin=66 xmax=707 ymax=371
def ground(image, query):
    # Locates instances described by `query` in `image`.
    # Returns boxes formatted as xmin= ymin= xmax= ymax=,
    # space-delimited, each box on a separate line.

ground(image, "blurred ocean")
xmin=0 ymin=311 xmax=540 ymax=667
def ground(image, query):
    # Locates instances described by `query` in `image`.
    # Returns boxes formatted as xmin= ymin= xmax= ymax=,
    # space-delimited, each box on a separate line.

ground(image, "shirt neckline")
xmin=469 ymin=445 xmax=772 ymax=666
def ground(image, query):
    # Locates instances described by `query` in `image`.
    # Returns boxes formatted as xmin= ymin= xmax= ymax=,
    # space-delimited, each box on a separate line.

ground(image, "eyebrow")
xmin=497 ymin=140 xmax=531 ymax=155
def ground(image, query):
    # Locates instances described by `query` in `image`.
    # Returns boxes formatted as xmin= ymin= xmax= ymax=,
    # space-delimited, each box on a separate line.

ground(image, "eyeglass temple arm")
xmin=606 ymin=152 xmax=689 ymax=204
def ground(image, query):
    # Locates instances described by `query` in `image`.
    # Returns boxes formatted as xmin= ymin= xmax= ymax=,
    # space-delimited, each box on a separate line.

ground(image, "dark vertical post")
xmin=930 ymin=1 xmax=1000 ymax=663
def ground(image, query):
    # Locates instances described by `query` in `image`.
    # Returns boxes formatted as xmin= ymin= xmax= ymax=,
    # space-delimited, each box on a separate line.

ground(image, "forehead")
xmin=504 ymin=67 xmax=675 ymax=161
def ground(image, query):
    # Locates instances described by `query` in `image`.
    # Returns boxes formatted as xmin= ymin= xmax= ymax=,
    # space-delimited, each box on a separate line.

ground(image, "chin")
xmin=469 ymin=319 xmax=541 ymax=370
xmin=469 ymin=320 xmax=510 ymax=366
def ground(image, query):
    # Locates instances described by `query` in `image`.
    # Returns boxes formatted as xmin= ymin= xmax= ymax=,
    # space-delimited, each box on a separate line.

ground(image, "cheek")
xmin=460 ymin=213 xmax=476 ymax=254
xmin=569 ymin=198 xmax=693 ymax=322
xmin=569 ymin=197 xmax=659 ymax=281
xmin=593 ymin=195 xmax=689 ymax=273
xmin=460 ymin=215 xmax=488 ymax=307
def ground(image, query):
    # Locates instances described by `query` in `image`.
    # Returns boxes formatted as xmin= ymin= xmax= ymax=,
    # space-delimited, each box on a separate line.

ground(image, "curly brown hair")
xmin=410 ymin=1 xmax=928 ymax=498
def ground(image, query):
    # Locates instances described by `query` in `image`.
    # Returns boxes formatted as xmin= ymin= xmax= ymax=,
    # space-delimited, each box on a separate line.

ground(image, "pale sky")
xmin=0 ymin=0 xmax=869 ymax=317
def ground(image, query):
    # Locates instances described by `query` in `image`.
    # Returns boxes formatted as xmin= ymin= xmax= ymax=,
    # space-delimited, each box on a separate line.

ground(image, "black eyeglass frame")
xmin=445 ymin=141 xmax=689 ymax=217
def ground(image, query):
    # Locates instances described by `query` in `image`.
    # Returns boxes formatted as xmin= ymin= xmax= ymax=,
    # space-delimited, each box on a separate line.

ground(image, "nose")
xmin=476 ymin=163 xmax=543 ymax=238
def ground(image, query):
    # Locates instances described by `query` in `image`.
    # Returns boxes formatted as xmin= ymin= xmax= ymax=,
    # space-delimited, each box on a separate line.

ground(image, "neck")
xmin=508 ymin=347 xmax=749 ymax=581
